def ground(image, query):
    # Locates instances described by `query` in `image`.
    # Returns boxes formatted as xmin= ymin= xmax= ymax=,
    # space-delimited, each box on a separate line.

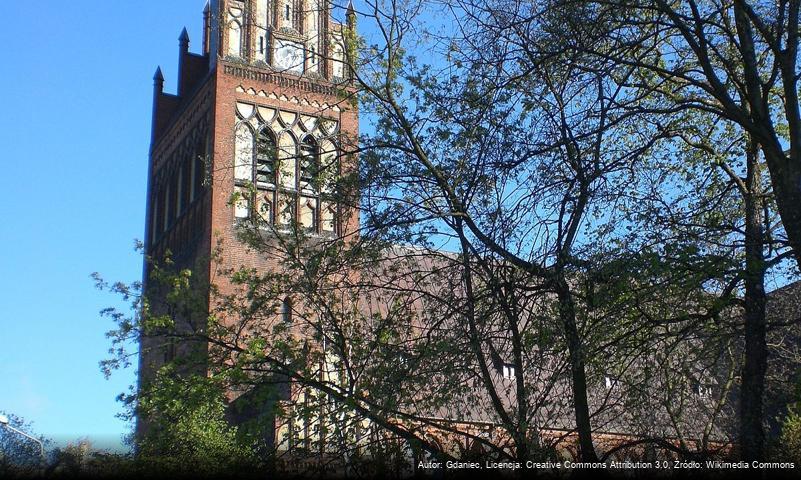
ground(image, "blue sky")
xmin=0 ymin=0 xmax=209 ymax=451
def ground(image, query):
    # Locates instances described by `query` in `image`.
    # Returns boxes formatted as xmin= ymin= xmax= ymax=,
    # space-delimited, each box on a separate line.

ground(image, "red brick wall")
xmin=207 ymin=60 xmax=359 ymax=307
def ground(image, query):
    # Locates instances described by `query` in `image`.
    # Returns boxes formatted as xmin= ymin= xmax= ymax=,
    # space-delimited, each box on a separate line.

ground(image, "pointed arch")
xmin=228 ymin=20 xmax=243 ymax=57
xmin=227 ymin=0 xmax=246 ymax=58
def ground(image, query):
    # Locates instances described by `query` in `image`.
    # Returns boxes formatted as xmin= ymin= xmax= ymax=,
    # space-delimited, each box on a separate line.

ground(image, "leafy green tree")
xmin=546 ymin=0 xmax=801 ymax=273
xmin=133 ymin=367 xmax=259 ymax=476
xmin=343 ymin=0 xmax=758 ymax=463
xmin=433 ymin=0 xmax=799 ymax=461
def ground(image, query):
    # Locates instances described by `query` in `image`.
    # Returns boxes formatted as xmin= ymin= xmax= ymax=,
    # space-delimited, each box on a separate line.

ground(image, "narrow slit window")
xmin=181 ymin=159 xmax=191 ymax=211
xmin=193 ymin=154 xmax=205 ymax=197
xmin=164 ymin=182 xmax=173 ymax=230
xmin=192 ymin=139 xmax=207 ymax=200
xmin=155 ymin=189 xmax=166 ymax=237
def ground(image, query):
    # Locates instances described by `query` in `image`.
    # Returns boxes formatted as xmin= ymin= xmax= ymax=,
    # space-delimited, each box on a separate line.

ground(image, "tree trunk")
xmin=555 ymin=277 xmax=598 ymax=463
xmin=761 ymin=146 xmax=801 ymax=272
xmin=741 ymin=141 xmax=768 ymax=462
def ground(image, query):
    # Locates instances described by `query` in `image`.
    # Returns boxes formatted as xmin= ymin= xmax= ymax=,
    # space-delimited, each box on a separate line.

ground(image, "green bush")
xmin=779 ymin=406 xmax=801 ymax=465
xmin=133 ymin=368 xmax=260 ymax=477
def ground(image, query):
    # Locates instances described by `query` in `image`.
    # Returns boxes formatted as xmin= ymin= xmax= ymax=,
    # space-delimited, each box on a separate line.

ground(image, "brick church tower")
xmin=139 ymin=0 xmax=359 ymax=449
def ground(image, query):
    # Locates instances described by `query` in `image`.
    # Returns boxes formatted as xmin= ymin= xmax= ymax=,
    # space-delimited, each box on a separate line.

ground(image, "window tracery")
xmin=233 ymin=102 xmax=340 ymax=235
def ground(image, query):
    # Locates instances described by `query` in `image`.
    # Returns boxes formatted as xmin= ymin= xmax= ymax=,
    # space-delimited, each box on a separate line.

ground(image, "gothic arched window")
xmin=228 ymin=2 xmax=245 ymax=58
xmin=228 ymin=21 xmax=243 ymax=57
xmin=232 ymin=110 xmax=341 ymax=236
xmin=256 ymin=129 xmax=277 ymax=185
xmin=299 ymin=136 xmax=318 ymax=190
xmin=234 ymin=124 xmax=254 ymax=182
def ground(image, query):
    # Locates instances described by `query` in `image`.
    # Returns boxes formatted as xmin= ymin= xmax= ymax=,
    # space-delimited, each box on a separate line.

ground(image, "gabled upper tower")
xmin=208 ymin=0 xmax=352 ymax=81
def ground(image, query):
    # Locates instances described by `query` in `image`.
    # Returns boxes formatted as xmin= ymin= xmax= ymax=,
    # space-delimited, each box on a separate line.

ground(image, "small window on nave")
xmin=281 ymin=297 xmax=293 ymax=323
